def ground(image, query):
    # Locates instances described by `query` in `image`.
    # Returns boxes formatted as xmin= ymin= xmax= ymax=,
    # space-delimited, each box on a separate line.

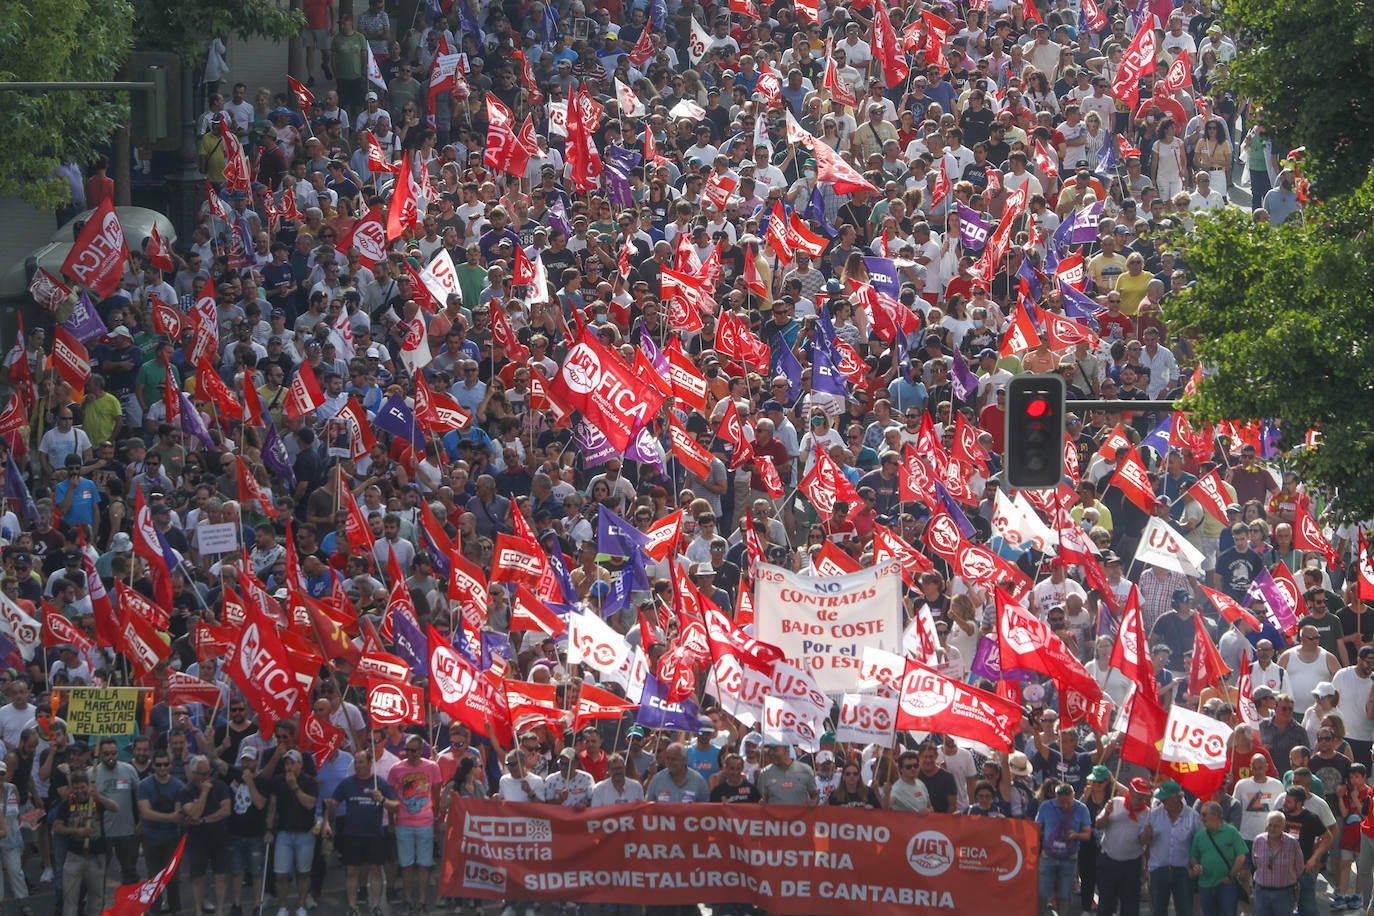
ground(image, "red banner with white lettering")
xmin=439 ymin=801 xmax=1038 ymax=915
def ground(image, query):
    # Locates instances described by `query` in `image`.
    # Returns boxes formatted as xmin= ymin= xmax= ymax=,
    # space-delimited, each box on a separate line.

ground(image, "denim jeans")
xmin=1253 ymin=883 xmax=1296 ymax=916
xmin=1296 ymin=870 xmax=1318 ymax=916
xmin=1039 ymin=855 xmax=1077 ymax=904
xmin=1149 ymin=865 xmax=1194 ymax=916
xmin=1198 ymin=880 xmax=1239 ymax=916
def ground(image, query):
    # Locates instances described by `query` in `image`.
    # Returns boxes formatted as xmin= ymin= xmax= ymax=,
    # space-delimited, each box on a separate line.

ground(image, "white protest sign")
xmin=837 ymin=693 xmax=899 ymax=746
xmin=194 ymin=522 xmax=240 ymax=556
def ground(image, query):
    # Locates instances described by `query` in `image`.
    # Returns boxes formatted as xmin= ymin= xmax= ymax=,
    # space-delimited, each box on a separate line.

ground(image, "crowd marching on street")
xmin=4 ymin=0 xmax=1340 ymax=913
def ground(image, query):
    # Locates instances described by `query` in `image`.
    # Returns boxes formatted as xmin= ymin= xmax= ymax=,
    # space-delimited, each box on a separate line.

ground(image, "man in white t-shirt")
xmin=1232 ymin=753 xmax=1284 ymax=840
xmin=497 ymin=749 xmax=546 ymax=802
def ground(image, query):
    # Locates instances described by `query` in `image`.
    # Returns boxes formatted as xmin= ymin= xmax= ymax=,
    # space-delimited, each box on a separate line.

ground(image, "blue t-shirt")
xmin=54 ymin=478 xmax=101 ymax=528
xmin=1035 ymin=798 xmax=1091 ymax=859
xmin=331 ymin=774 xmax=396 ymax=836
xmin=686 ymin=743 xmax=720 ymax=781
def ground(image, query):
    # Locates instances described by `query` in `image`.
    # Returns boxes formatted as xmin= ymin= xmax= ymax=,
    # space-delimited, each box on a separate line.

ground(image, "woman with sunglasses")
xmin=828 ymin=760 xmax=883 ymax=809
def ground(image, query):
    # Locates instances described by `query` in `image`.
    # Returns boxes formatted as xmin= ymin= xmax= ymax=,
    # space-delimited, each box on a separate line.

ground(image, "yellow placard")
xmin=65 ymin=688 xmax=140 ymax=736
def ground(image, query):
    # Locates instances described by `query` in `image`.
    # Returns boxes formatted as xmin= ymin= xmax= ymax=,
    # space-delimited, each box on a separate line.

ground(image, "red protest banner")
xmin=439 ymin=801 xmax=1038 ymax=914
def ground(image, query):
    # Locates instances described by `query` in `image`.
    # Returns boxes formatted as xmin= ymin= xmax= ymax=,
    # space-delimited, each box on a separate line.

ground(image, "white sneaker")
xmin=306 ymin=897 xmax=319 ymax=911
xmin=39 ymin=867 xmax=53 ymax=883
xmin=296 ymin=908 xmax=309 ymax=916
xmin=500 ymin=907 xmax=516 ymax=916
xmin=276 ymin=909 xmax=289 ymax=916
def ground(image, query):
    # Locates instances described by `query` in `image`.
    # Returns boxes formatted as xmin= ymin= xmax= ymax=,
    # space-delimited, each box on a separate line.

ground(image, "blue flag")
xmin=810 ymin=341 xmax=850 ymax=397
xmin=863 ymin=257 xmax=901 ymax=299
xmin=1095 ymin=136 xmax=1119 ymax=178
xmin=546 ymin=543 xmax=578 ymax=605
xmin=1016 ymin=256 xmax=1042 ymax=301
xmin=392 ymin=607 xmax=428 ymax=678
xmin=262 ymin=424 xmax=297 ymax=489
xmin=776 ymin=343 xmax=804 ymax=403
xmin=374 ymin=393 xmax=427 ymax=449
xmin=1140 ymin=415 xmax=1172 ymax=458
xmin=602 ymin=550 xmax=650 ymax=619
xmin=805 ymin=185 xmax=836 ymax=237
xmin=636 ymin=674 xmax=702 ymax=730
xmin=598 ymin=505 xmax=649 ymax=557
xmin=649 ymin=0 xmax=666 ymax=30
xmin=4 ymin=455 xmax=35 ymax=522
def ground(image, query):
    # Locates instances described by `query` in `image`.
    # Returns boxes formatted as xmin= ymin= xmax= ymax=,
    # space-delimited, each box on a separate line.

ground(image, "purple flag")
xmin=970 ymin=635 xmax=1039 ymax=684
xmin=548 ymin=197 xmax=572 ymax=239
xmin=639 ymin=325 xmax=668 ymax=375
xmin=546 ymin=543 xmax=578 ymax=604
xmin=604 ymin=161 xmax=634 ymax=209
xmin=481 ymin=630 xmax=511 ymax=670
xmin=933 ymin=480 xmax=977 ymax=539
xmin=606 ymin=144 xmax=643 ymax=171
xmin=776 ymin=342 xmax=804 ymax=403
xmin=635 ymin=674 xmax=702 ymax=730
xmin=177 ymin=392 xmax=217 ymax=451
xmin=862 ymin=257 xmax=900 ymax=300
xmin=625 ymin=425 xmax=665 ymax=473
xmin=602 ymin=550 xmax=650 ymax=619
xmin=64 ymin=292 xmax=109 ymax=345
xmin=374 ymin=393 xmax=426 ymax=449
xmin=950 ymin=348 xmax=979 ymax=402
xmin=5 ymin=454 xmax=36 ymax=521
xmin=572 ymin=418 xmax=620 ymax=468
xmin=1140 ymin=415 xmax=1172 ymax=457
xmin=262 ymin=423 xmax=297 ymax=489
xmin=804 ymin=185 xmax=836 ymax=237
xmin=1058 ymin=280 xmax=1104 ymax=324
xmin=391 ymin=602 xmax=429 ymax=677
xmin=598 ymin=504 xmax=650 ymax=557
xmin=809 ymin=343 xmax=849 ymax=397
xmin=1247 ymin=567 xmax=1299 ymax=634
xmin=956 ymin=204 xmax=990 ymax=251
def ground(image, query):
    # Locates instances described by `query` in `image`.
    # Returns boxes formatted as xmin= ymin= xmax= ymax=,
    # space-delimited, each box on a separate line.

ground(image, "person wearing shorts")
xmin=329 ymin=750 xmax=398 ymax=916
xmin=177 ymin=754 xmax=233 ymax=916
xmin=300 ymin=0 xmax=335 ymax=85
xmin=267 ymin=750 xmax=319 ymax=916
xmin=387 ymin=736 xmax=441 ymax=915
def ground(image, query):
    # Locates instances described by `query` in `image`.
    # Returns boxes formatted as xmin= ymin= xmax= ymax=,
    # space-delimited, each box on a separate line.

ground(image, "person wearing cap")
xmin=1189 ymin=800 xmax=1248 ymax=916
xmin=545 ymin=746 xmax=595 ymax=810
xmin=1035 ymin=780 xmax=1092 ymax=915
xmin=1142 ymin=779 xmax=1202 ymax=915
xmin=686 ymin=720 xmax=723 ymax=782
xmin=267 ymin=746 xmax=319 ymax=916
xmin=385 ymin=734 xmax=440 ymax=914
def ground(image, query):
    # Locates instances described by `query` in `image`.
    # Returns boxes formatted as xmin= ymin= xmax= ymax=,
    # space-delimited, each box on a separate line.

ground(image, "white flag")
xmin=836 ymin=693 xmax=898 ymax=746
xmin=1134 ymin=515 xmax=1207 ymax=578
xmin=398 ymin=316 xmax=432 ymax=374
xmin=366 ymin=45 xmax=388 ymax=93
xmin=614 ymin=78 xmax=646 ymax=117
xmin=992 ymin=489 xmax=1058 ymax=555
xmin=419 ymin=249 xmax=462 ymax=306
xmin=1161 ymin=704 xmax=1232 ymax=769
xmin=688 ymin=16 xmax=712 ymax=65
xmin=762 ymin=694 xmax=822 ymax=753
xmin=567 ymin=610 xmax=629 ymax=674
xmin=669 ymin=99 xmax=707 ymax=120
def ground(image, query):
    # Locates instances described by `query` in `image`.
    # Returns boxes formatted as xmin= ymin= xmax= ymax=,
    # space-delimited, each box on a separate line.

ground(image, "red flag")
xmin=43 ymin=601 xmax=95 ymax=656
xmin=287 ymin=75 xmax=314 ymax=111
xmin=574 ymin=683 xmax=639 ymax=730
xmin=344 ymin=493 xmax=376 ymax=557
xmin=1163 ymin=51 xmax=1193 ymax=93
xmin=824 ymin=51 xmax=857 ymax=109
xmin=385 ymin=152 xmax=418 ymax=241
xmin=105 ymin=836 xmax=187 ymax=916
xmin=754 ymin=455 xmax=785 ymax=500
xmin=1044 ymin=311 xmax=1099 ymax=350
xmin=194 ymin=358 xmax=244 ymax=419
xmin=896 ymin=660 xmax=1023 ymax=750
xmin=235 ymin=459 xmax=277 ymax=520
xmin=665 ymin=338 xmax=708 ymax=412
xmin=717 ymin=400 xmax=755 ymax=471
xmin=145 ymin=226 xmax=175 ymax=272
xmin=164 ymin=670 xmax=225 ymax=708
xmin=510 ymin=585 xmax=567 ymax=636
xmin=1107 ymin=587 xmax=1155 ymax=699
xmin=284 ymin=365 xmax=325 ymax=419
xmin=368 ymin=679 xmax=425 ymax=726
xmin=338 ymin=205 xmax=388 ymax=268
xmin=133 ymin=489 xmax=175 ymax=609
xmin=1081 ymin=0 xmax=1108 ymax=30
xmin=52 ymin=327 xmax=91 ymax=395
xmin=1110 ymin=24 xmax=1157 ymax=108
xmin=414 ymin=373 xmax=472 ymax=434
xmin=115 ymin=579 xmax=170 ymax=631
xmin=301 ymin=709 xmax=346 ymax=765
xmin=627 ymin=25 xmax=656 ymax=67
xmin=872 ymin=522 xmax=933 ymax=586
xmin=930 ymin=160 xmax=950 ymax=208
xmin=800 ymin=133 xmax=880 ymax=194
xmin=549 ymin=329 xmax=665 ymax=452
xmin=61 ymin=197 xmax=128 ymax=298
xmin=1109 ymin=444 xmax=1157 ymax=513
xmin=870 ymin=2 xmax=910 ymax=89
xmin=1000 ymin=300 xmax=1042 ymax=356
xmin=814 ymin=540 xmax=862 ymax=575
xmin=799 ymin=446 xmax=862 ymax=517
xmin=668 ymin=416 xmax=714 ymax=479
xmin=1023 ymin=0 xmax=1043 ymax=24
xmin=363 ymin=130 xmax=400 ymax=174
xmin=1186 ymin=469 xmax=1232 ymax=525
xmin=428 ymin=625 xmax=514 ymax=746
xmin=226 ymin=600 xmax=306 ymax=727
xmin=995 ymin=590 xmax=1103 ymax=713
xmin=1292 ymin=508 xmax=1339 ymax=566
xmin=1199 ymin=583 xmax=1264 ymax=631
xmin=1119 ymin=683 xmax=1167 ymax=771
xmin=119 ymin=596 xmax=170 ymax=680
xmin=485 ymin=94 xmax=516 ymax=172
xmin=1188 ymin=619 xmax=1231 ymax=696
xmin=1359 ymin=532 xmax=1374 ymax=602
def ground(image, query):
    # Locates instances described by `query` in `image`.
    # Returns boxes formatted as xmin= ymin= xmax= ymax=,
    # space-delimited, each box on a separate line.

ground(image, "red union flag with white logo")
xmin=896 ymin=659 xmax=1022 ymax=750
xmin=106 ymin=835 xmax=187 ymax=916
xmin=301 ymin=709 xmax=346 ymax=764
xmin=61 ymin=197 xmax=129 ymax=298
xmin=28 ymin=267 xmax=71 ymax=309
xmin=1109 ymin=444 xmax=1156 ymax=512
xmin=427 ymin=625 xmax=514 ymax=745
xmin=340 ymin=206 xmax=388 ymax=267
xmin=52 ymin=327 xmax=91 ymax=393
xmin=226 ymin=605 xmax=303 ymax=730
xmin=799 ymin=445 xmax=861 ymax=516
xmin=368 ymin=679 xmax=424 ymax=726
xmin=1110 ymin=24 xmax=1157 ymax=108
xmin=1160 ymin=704 xmax=1232 ymax=798
xmin=549 ymin=329 xmax=665 ymax=452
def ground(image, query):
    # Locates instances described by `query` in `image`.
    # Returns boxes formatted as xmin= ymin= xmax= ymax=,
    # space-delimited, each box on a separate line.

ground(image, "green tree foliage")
xmin=1166 ymin=175 xmax=1374 ymax=521
xmin=131 ymin=0 xmax=302 ymax=62
xmin=1224 ymin=0 xmax=1374 ymax=196
xmin=0 ymin=0 xmax=135 ymax=210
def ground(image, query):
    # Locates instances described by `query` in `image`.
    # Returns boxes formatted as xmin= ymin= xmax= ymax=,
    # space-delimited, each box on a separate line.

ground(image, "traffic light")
xmin=1005 ymin=374 xmax=1065 ymax=490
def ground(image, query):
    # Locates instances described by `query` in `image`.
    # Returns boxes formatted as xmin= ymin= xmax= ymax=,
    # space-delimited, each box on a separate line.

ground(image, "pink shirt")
xmin=387 ymin=758 xmax=441 ymax=827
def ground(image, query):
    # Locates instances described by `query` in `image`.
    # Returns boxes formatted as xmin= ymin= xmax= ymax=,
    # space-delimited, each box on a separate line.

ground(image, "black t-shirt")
xmin=1283 ymin=806 xmax=1327 ymax=859
xmin=1215 ymin=549 xmax=1263 ymax=600
xmin=710 ymin=780 xmax=762 ymax=804
xmin=1339 ymin=606 xmax=1374 ymax=648
xmin=268 ymin=772 xmax=320 ymax=833
xmin=227 ymin=767 xmax=269 ymax=837
xmin=57 ymin=793 xmax=105 ymax=855
xmin=918 ymin=768 xmax=960 ymax=814
xmin=177 ymin=778 xmax=232 ymax=841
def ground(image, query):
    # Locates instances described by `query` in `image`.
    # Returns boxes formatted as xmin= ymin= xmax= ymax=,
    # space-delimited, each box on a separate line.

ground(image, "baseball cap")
xmin=366 ymin=92 xmax=379 ymax=102
xmin=816 ymin=751 xmax=835 ymax=764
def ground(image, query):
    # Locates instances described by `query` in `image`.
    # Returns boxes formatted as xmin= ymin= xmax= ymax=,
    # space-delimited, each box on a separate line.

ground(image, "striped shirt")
xmin=1251 ymin=831 xmax=1304 ymax=889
